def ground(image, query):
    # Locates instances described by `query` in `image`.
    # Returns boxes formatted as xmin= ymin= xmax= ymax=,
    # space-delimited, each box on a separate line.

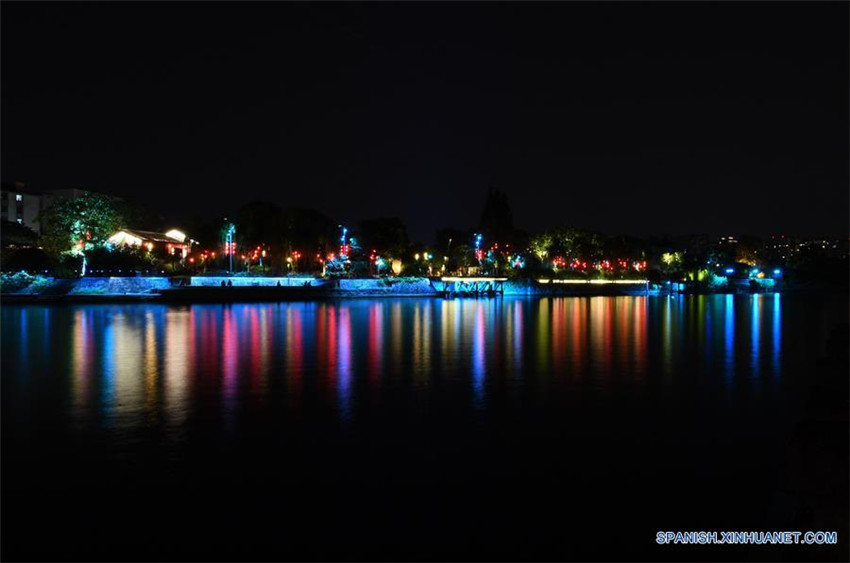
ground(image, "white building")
xmin=107 ymin=229 xmax=195 ymax=259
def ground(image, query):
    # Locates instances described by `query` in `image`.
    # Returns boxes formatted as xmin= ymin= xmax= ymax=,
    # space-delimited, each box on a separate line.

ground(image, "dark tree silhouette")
xmin=359 ymin=217 xmax=409 ymax=259
xmin=477 ymin=187 xmax=515 ymax=243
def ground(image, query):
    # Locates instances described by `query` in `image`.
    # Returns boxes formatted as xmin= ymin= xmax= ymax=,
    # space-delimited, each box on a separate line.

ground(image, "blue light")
xmin=725 ymin=268 xmax=735 ymax=274
xmin=773 ymin=269 xmax=781 ymax=275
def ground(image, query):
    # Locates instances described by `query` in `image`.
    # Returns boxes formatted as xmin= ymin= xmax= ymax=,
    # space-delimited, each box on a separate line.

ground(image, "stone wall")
xmin=190 ymin=276 xmax=318 ymax=287
xmin=68 ymin=277 xmax=172 ymax=295
xmin=333 ymin=278 xmax=438 ymax=296
xmin=504 ymin=279 xmax=653 ymax=296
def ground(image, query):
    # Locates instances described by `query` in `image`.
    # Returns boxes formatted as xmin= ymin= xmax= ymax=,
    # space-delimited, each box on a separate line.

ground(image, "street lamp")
xmin=224 ymin=222 xmax=236 ymax=273
xmin=339 ymin=225 xmax=349 ymax=259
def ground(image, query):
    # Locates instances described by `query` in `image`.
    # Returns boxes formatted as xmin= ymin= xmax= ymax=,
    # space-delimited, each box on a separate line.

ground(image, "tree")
xmin=115 ymin=199 xmax=164 ymax=231
xmin=282 ymin=208 xmax=338 ymax=272
xmin=477 ymin=187 xmax=517 ymax=244
xmin=0 ymin=220 xmax=39 ymax=248
xmin=359 ymin=217 xmax=409 ymax=259
xmin=735 ymin=235 xmax=764 ymax=266
xmin=236 ymin=201 xmax=284 ymax=250
xmin=1 ymin=247 xmax=55 ymax=273
xmin=660 ymin=252 xmax=684 ymax=276
xmin=38 ymin=193 xmax=123 ymax=274
xmin=529 ymin=232 xmax=553 ymax=261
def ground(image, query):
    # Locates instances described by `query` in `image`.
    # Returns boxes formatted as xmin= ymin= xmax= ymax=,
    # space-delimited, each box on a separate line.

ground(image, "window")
xmin=16 ymin=218 xmax=22 ymax=224
xmin=15 ymin=194 xmax=22 ymax=202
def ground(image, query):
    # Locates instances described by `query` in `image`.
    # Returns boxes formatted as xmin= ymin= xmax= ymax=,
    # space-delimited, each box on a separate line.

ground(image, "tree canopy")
xmin=359 ymin=217 xmax=409 ymax=258
xmin=38 ymin=193 xmax=123 ymax=257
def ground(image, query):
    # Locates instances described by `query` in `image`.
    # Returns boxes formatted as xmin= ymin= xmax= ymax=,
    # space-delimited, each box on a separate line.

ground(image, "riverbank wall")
xmin=3 ymin=275 xmax=800 ymax=303
xmin=189 ymin=276 xmax=320 ymax=287
xmin=2 ymin=276 xmax=662 ymax=302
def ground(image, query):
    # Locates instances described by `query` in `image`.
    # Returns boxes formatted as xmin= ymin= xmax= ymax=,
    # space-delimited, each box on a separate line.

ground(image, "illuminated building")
xmin=107 ymin=229 xmax=196 ymax=259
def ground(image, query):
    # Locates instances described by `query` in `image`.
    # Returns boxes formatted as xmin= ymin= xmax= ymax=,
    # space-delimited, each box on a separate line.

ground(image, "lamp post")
xmin=339 ymin=225 xmax=348 ymax=260
xmin=224 ymin=223 xmax=236 ymax=274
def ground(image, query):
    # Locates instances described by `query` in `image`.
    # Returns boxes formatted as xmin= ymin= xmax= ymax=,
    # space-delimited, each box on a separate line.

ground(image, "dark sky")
xmin=2 ymin=2 xmax=848 ymax=242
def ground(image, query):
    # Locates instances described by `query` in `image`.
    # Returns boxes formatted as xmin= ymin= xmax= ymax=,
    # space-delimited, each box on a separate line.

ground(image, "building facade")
xmin=1 ymin=182 xmax=43 ymax=234
xmin=107 ymin=229 xmax=195 ymax=260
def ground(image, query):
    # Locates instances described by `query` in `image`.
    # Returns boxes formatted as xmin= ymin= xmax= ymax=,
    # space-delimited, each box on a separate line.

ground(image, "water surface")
xmin=2 ymin=295 xmax=846 ymax=560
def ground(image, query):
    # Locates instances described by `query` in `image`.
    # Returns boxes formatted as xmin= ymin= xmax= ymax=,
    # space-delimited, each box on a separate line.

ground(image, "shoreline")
xmin=0 ymin=274 xmax=813 ymax=305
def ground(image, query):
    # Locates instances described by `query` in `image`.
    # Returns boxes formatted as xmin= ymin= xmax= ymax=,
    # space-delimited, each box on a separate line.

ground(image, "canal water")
xmin=2 ymin=295 xmax=847 ymax=561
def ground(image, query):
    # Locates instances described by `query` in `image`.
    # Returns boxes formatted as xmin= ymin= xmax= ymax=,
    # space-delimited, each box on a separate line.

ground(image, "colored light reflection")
xmin=367 ymin=303 xmax=383 ymax=383
xmin=164 ymin=309 xmax=193 ymax=429
xmin=472 ymin=303 xmax=486 ymax=406
xmin=100 ymin=318 xmax=116 ymax=420
xmin=336 ymin=306 xmax=352 ymax=419
xmin=751 ymin=295 xmax=761 ymax=377
xmin=724 ymin=294 xmax=735 ymax=377
xmin=71 ymin=309 xmax=94 ymax=413
xmin=110 ymin=312 xmax=145 ymax=429
xmin=5 ymin=294 xmax=798 ymax=438
xmin=772 ymin=293 xmax=781 ymax=375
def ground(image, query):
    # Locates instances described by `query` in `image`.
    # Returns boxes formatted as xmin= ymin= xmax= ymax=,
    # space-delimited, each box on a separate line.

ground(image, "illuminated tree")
xmin=735 ymin=235 xmax=764 ymax=266
xmin=660 ymin=251 xmax=684 ymax=275
xmin=38 ymin=193 xmax=123 ymax=275
xmin=529 ymin=232 xmax=552 ymax=261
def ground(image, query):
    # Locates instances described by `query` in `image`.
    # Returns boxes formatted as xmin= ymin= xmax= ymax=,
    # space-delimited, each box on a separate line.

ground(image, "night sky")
xmin=2 ymin=2 xmax=847 ymax=242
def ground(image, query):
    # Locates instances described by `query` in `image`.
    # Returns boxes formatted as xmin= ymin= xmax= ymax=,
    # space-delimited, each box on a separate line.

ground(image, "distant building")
xmin=1 ymin=182 xmax=43 ymax=234
xmin=1 ymin=182 xmax=121 ymax=235
xmin=107 ymin=229 xmax=195 ymax=259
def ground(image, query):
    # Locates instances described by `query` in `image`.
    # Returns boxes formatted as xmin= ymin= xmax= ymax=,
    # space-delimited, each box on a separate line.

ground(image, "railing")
xmin=433 ymin=277 xmax=508 ymax=297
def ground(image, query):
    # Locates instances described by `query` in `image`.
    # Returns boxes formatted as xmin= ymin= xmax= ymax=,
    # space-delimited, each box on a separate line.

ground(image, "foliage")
xmin=282 ymin=207 xmax=337 ymax=262
xmin=56 ymin=254 xmax=85 ymax=277
xmin=236 ymin=201 xmax=282 ymax=250
xmin=449 ymin=243 xmax=474 ymax=271
xmin=359 ymin=217 xmax=409 ymax=259
xmin=527 ymin=228 xmax=608 ymax=265
xmin=0 ymin=271 xmax=51 ymax=293
xmin=735 ymin=235 xmax=763 ymax=266
xmin=477 ymin=187 xmax=516 ymax=243
xmin=529 ymin=233 xmax=553 ymax=260
xmin=350 ymin=260 xmax=371 ymax=277
xmin=115 ymin=199 xmax=163 ymax=231
xmin=0 ymin=220 xmax=39 ymax=248
xmin=660 ymin=251 xmax=683 ymax=274
xmin=1 ymin=247 xmax=55 ymax=273
xmin=85 ymin=247 xmax=157 ymax=275
xmin=708 ymin=274 xmax=728 ymax=288
xmin=38 ymin=193 xmax=123 ymax=257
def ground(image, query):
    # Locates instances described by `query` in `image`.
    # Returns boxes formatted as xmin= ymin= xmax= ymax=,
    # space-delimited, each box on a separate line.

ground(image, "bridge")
xmin=431 ymin=277 xmax=508 ymax=297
